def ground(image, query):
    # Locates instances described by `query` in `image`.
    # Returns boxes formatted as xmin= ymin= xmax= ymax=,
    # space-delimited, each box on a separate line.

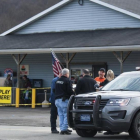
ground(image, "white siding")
xmin=14 ymin=0 xmax=140 ymax=34
xmin=0 ymin=52 xmax=139 ymax=87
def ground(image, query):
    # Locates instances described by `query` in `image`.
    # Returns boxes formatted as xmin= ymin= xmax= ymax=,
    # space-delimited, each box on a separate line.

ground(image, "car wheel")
xmin=75 ymin=128 xmax=97 ymax=137
xmin=129 ymin=112 xmax=140 ymax=139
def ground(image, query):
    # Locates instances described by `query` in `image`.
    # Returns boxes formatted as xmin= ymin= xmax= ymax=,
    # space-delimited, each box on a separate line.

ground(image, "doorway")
xmin=92 ymin=63 xmax=108 ymax=78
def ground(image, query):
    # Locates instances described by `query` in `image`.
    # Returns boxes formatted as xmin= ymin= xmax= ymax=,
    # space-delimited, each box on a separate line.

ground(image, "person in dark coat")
xmin=4 ymin=74 xmax=12 ymax=87
xmin=50 ymin=71 xmax=62 ymax=134
xmin=22 ymin=75 xmax=31 ymax=88
xmin=75 ymin=74 xmax=83 ymax=84
xmin=75 ymin=69 xmax=96 ymax=95
xmin=55 ymin=68 xmax=74 ymax=135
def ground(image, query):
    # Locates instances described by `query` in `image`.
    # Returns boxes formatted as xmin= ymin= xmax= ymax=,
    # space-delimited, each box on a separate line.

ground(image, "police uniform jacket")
xmin=55 ymin=76 xmax=74 ymax=100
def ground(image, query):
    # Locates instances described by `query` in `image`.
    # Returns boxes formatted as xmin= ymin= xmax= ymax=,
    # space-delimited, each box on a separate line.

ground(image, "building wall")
xmin=69 ymin=52 xmax=139 ymax=75
xmin=0 ymin=52 xmax=139 ymax=87
xmin=0 ymin=54 xmax=53 ymax=87
xmin=14 ymin=0 xmax=140 ymax=34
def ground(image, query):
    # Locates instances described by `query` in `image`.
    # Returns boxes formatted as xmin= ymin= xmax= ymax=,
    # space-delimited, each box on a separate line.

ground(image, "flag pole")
xmin=50 ymin=48 xmax=65 ymax=69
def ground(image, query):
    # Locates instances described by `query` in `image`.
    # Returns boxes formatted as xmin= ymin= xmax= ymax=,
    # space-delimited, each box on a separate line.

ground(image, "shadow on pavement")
xmin=94 ymin=135 xmax=133 ymax=140
xmin=48 ymin=133 xmax=133 ymax=140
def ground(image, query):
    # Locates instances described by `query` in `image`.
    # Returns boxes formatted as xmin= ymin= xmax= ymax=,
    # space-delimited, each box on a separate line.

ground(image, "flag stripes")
xmin=51 ymin=51 xmax=62 ymax=77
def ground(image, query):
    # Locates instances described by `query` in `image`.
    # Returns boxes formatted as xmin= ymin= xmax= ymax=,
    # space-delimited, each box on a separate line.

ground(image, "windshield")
xmin=102 ymin=74 xmax=140 ymax=91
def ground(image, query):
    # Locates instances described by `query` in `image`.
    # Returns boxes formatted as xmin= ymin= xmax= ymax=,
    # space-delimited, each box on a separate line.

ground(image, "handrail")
xmin=0 ymin=87 xmax=51 ymax=109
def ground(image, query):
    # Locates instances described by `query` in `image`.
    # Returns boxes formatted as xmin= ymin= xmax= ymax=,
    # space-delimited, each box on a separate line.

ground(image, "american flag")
xmin=51 ymin=51 xmax=62 ymax=77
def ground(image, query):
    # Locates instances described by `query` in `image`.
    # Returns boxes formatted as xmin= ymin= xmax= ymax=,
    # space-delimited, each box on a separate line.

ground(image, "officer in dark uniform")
xmin=55 ymin=68 xmax=74 ymax=135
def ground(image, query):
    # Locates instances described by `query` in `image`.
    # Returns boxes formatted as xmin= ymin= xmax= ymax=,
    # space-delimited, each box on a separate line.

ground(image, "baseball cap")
xmin=99 ymin=68 xmax=106 ymax=73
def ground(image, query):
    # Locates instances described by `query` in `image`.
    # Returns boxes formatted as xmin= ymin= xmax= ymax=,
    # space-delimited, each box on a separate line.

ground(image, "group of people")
xmin=50 ymin=68 xmax=115 ymax=135
xmin=4 ymin=74 xmax=32 ymax=105
xmin=4 ymin=74 xmax=31 ymax=88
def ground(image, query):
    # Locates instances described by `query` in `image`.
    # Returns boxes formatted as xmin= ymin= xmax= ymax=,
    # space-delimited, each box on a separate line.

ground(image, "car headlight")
xmin=106 ymin=98 xmax=130 ymax=106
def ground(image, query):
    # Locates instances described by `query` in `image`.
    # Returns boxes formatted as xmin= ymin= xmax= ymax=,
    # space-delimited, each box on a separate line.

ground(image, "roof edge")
xmin=0 ymin=0 xmax=71 ymax=36
xmin=90 ymin=0 xmax=140 ymax=21
xmin=0 ymin=45 xmax=139 ymax=54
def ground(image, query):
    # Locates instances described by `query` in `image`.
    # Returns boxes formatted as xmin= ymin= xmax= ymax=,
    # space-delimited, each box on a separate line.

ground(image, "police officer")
xmin=55 ymin=68 xmax=74 ymax=135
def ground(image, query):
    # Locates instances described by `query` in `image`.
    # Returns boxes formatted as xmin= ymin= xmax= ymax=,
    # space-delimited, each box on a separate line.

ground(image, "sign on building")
xmin=20 ymin=65 xmax=29 ymax=75
xmin=0 ymin=87 xmax=12 ymax=104
xmin=4 ymin=68 xmax=13 ymax=77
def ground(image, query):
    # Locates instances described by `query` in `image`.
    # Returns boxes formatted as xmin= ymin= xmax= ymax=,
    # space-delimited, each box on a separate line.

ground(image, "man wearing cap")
xmin=95 ymin=68 xmax=106 ymax=84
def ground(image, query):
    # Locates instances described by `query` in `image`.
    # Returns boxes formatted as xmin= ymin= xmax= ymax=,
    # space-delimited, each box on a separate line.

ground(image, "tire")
xmin=75 ymin=128 xmax=97 ymax=137
xmin=129 ymin=112 xmax=140 ymax=139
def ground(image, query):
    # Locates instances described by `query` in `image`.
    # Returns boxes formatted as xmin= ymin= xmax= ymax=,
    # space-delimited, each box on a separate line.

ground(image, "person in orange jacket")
xmin=94 ymin=68 xmax=106 ymax=84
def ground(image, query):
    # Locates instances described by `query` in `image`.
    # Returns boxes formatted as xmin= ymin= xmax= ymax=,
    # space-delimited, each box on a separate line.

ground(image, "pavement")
xmin=0 ymin=126 xmax=133 ymax=140
xmin=0 ymin=107 xmax=52 ymax=127
xmin=0 ymin=107 xmax=134 ymax=140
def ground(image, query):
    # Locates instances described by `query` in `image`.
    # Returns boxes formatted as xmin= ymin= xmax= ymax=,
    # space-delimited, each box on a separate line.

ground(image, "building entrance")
xmin=92 ymin=63 xmax=108 ymax=78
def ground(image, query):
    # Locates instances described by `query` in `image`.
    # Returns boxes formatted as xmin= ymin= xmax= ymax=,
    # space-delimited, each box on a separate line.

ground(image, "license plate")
xmin=80 ymin=114 xmax=90 ymax=121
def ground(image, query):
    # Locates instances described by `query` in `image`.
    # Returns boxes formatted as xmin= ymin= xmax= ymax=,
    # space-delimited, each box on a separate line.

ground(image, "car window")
xmin=102 ymin=75 xmax=140 ymax=91
xmin=127 ymin=78 xmax=140 ymax=91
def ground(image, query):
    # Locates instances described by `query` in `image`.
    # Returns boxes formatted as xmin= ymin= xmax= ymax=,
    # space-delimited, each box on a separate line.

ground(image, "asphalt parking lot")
xmin=0 ymin=107 xmax=52 ymax=127
xmin=0 ymin=107 xmax=133 ymax=140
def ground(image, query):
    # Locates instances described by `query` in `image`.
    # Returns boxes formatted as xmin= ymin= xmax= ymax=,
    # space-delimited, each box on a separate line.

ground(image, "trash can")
xmin=36 ymin=89 xmax=51 ymax=104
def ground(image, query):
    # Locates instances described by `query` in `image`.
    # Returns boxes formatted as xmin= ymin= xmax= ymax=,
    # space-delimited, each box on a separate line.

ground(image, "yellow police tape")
xmin=20 ymin=87 xmax=51 ymax=91
xmin=0 ymin=103 xmax=51 ymax=106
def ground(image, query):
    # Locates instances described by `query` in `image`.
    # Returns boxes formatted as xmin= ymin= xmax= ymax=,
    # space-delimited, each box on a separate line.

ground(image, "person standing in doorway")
xmin=55 ymin=68 xmax=74 ymax=135
xmin=95 ymin=68 xmax=106 ymax=84
xmin=94 ymin=69 xmax=115 ymax=89
xmin=75 ymin=69 xmax=96 ymax=95
xmin=50 ymin=71 xmax=62 ymax=134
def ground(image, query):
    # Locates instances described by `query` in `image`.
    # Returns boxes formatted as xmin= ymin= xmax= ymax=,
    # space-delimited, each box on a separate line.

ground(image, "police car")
xmin=68 ymin=71 xmax=140 ymax=139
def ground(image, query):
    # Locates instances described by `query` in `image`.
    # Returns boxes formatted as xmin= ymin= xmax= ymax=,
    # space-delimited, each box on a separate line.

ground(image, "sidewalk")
xmin=0 ymin=107 xmax=54 ymax=127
